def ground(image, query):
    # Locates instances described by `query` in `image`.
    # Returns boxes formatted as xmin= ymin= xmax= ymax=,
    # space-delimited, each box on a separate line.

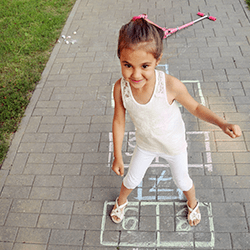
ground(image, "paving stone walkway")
xmin=1 ymin=0 xmax=250 ymax=249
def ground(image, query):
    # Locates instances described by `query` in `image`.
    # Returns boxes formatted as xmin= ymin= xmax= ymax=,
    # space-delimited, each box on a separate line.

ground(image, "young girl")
xmin=110 ymin=17 xmax=241 ymax=226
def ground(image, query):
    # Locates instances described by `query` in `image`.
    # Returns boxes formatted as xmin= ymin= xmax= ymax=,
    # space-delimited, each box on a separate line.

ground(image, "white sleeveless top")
xmin=121 ymin=70 xmax=187 ymax=155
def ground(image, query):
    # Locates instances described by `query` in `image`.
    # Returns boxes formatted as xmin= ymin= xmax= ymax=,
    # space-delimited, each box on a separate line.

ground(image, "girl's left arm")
xmin=171 ymin=77 xmax=242 ymax=138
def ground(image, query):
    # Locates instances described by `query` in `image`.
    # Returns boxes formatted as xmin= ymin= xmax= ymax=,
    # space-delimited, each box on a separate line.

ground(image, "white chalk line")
xmin=108 ymin=131 xmax=213 ymax=172
xmin=100 ymin=201 xmax=215 ymax=248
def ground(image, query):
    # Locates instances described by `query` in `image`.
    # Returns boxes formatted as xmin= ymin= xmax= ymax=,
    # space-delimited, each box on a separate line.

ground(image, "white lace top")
xmin=121 ymin=70 xmax=187 ymax=155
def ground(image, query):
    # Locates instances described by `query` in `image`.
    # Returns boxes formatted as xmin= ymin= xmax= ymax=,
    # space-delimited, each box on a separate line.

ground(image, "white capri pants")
xmin=123 ymin=146 xmax=193 ymax=192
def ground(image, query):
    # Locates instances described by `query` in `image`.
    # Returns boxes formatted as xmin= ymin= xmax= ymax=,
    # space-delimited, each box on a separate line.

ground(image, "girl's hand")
xmin=112 ymin=158 xmax=125 ymax=177
xmin=221 ymin=123 xmax=242 ymax=138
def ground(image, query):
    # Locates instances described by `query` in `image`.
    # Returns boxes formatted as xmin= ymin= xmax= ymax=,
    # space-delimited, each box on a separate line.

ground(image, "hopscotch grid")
xmin=108 ymin=131 xmax=213 ymax=172
xmin=100 ymin=201 xmax=215 ymax=248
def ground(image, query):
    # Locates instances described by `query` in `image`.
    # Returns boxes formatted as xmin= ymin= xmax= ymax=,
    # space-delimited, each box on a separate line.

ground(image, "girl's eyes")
xmin=124 ymin=64 xmax=149 ymax=69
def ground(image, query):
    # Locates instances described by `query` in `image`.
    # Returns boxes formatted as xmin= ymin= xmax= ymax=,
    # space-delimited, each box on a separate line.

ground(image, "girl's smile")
xmin=119 ymin=47 xmax=161 ymax=90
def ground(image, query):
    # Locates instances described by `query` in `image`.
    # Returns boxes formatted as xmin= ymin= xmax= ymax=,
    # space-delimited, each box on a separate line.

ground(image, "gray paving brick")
xmin=157 ymin=232 xmax=193 ymax=246
xmin=5 ymin=174 xmax=35 ymax=186
xmin=10 ymin=199 xmax=42 ymax=213
xmin=224 ymin=189 xmax=250 ymax=202
xmin=51 ymin=164 xmax=81 ymax=175
xmin=47 ymin=246 xmax=81 ymax=250
xmin=41 ymin=116 xmax=66 ymax=125
xmin=91 ymin=187 xmax=120 ymax=201
xmin=236 ymin=164 xmax=250 ymax=175
xmin=27 ymin=153 xmax=56 ymax=164
xmin=195 ymin=232 xmax=232 ymax=249
xmin=0 ymin=199 xmax=12 ymax=226
xmin=16 ymin=228 xmax=50 ymax=244
xmin=51 ymin=93 xmax=74 ymax=101
xmin=63 ymin=176 xmax=93 ymax=188
xmin=55 ymin=153 xmax=83 ymax=164
xmin=49 ymin=229 xmax=84 ymax=246
xmin=29 ymin=187 xmax=60 ymax=200
xmin=209 ymin=152 xmax=234 ymax=164
xmin=82 ymin=153 xmax=109 ymax=164
xmin=12 ymin=243 xmax=47 ymax=250
xmin=44 ymin=143 xmax=71 ymax=153
xmin=196 ymin=188 xmax=225 ymax=202
xmin=41 ymin=200 xmax=73 ymax=214
xmin=25 ymin=117 xmax=42 ymax=133
xmin=5 ymin=213 xmax=39 ymax=227
xmin=33 ymin=175 xmax=64 ymax=187
xmin=0 ymin=226 xmax=18 ymax=242
xmin=66 ymin=116 xmax=91 ymax=125
xmin=73 ymin=133 xmax=100 ymax=143
xmin=89 ymin=123 xmax=112 ymax=133
xmin=38 ymin=124 xmax=64 ymax=133
xmin=231 ymin=233 xmax=250 ymax=248
xmin=234 ymin=152 xmax=250 ymax=163
xmin=84 ymin=230 xmax=118 ymax=247
xmin=33 ymin=108 xmax=57 ymax=116
xmin=18 ymin=143 xmax=45 ymax=153
xmin=37 ymin=214 xmax=70 ymax=229
xmin=39 ymin=87 xmax=54 ymax=101
xmin=56 ymin=108 xmax=81 ymax=116
xmin=8 ymin=153 xmax=29 ymax=174
xmin=209 ymin=103 xmax=236 ymax=112
xmin=71 ymin=142 xmax=99 ymax=153
xmin=60 ymin=187 xmax=91 ymax=201
xmin=0 ymin=242 xmax=13 ymax=250
xmin=23 ymin=164 xmax=53 ymax=175
xmin=70 ymin=215 xmax=102 ymax=230
xmin=205 ymin=163 xmax=236 ymax=176
xmin=220 ymin=87 xmax=245 ymax=96
xmin=93 ymin=176 xmax=122 ymax=188
xmin=73 ymin=201 xmax=104 ymax=215
xmin=237 ymin=104 xmax=250 ymax=112
xmin=192 ymin=176 xmax=222 ymax=189
xmin=47 ymin=133 xmax=74 ymax=143
xmin=212 ymin=202 xmax=246 ymax=217
xmin=222 ymin=176 xmax=250 ymax=189
xmin=80 ymin=164 xmax=110 ymax=176
xmin=217 ymin=141 xmax=247 ymax=152
xmin=22 ymin=133 xmax=48 ymax=143
xmin=1 ymin=186 xmax=31 ymax=199
xmin=45 ymin=80 xmax=67 ymax=88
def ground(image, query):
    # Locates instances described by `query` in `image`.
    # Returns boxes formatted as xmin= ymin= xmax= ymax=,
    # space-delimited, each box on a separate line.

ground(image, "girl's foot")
xmin=187 ymin=201 xmax=201 ymax=226
xmin=110 ymin=197 xmax=128 ymax=224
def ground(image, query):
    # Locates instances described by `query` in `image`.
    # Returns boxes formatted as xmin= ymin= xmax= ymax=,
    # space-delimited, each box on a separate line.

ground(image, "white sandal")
xmin=110 ymin=197 xmax=128 ymax=224
xmin=187 ymin=201 xmax=201 ymax=226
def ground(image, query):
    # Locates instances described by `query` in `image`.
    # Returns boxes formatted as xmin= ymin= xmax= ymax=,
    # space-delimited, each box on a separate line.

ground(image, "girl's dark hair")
xmin=117 ymin=18 xmax=164 ymax=60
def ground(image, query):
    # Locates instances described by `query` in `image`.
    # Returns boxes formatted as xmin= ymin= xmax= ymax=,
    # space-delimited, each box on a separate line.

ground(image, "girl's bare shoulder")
xmin=113 ymin=78 xmax=122 ymax=95
xmin=113 ymin=78 xmax=125 ymax=109
xmin=165 ymin=73 xmax=186 ymax=95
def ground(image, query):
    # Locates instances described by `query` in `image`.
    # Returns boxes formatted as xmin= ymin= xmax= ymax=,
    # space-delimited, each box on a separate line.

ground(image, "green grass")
xmin=247 ymin=0 xmax=250 ymax=8
xmin=0 ymin=0 xmax=76 ymax=167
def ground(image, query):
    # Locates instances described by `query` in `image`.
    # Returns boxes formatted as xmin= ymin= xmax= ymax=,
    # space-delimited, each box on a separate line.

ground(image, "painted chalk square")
xmin=100 ymin=201 xmax=215 ymax=248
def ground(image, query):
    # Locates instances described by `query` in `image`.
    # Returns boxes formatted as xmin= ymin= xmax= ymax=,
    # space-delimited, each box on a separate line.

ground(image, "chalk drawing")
xmin=108 ymin=130 xmax=213 ymax=172
xmin=134 ymin=171 xmax=185 ymax=201
xmin=100 ymin=201 xmax=215 ymax=248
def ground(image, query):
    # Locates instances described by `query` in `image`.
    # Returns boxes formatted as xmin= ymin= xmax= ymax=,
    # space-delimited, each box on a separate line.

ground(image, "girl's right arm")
xmin=112 ymin=79 xmax=126 ymax=176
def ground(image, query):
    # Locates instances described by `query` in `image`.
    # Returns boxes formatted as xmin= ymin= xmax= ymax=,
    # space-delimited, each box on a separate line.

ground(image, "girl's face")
xmin=119 ymin=46 xmax=161 ymax=90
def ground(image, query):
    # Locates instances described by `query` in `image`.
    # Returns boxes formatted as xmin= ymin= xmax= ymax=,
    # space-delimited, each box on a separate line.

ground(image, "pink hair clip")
xmin=132 ymin=14 xmax=148 ymax=21
xmin=132 ymin=14 xmax=168 ymax=38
